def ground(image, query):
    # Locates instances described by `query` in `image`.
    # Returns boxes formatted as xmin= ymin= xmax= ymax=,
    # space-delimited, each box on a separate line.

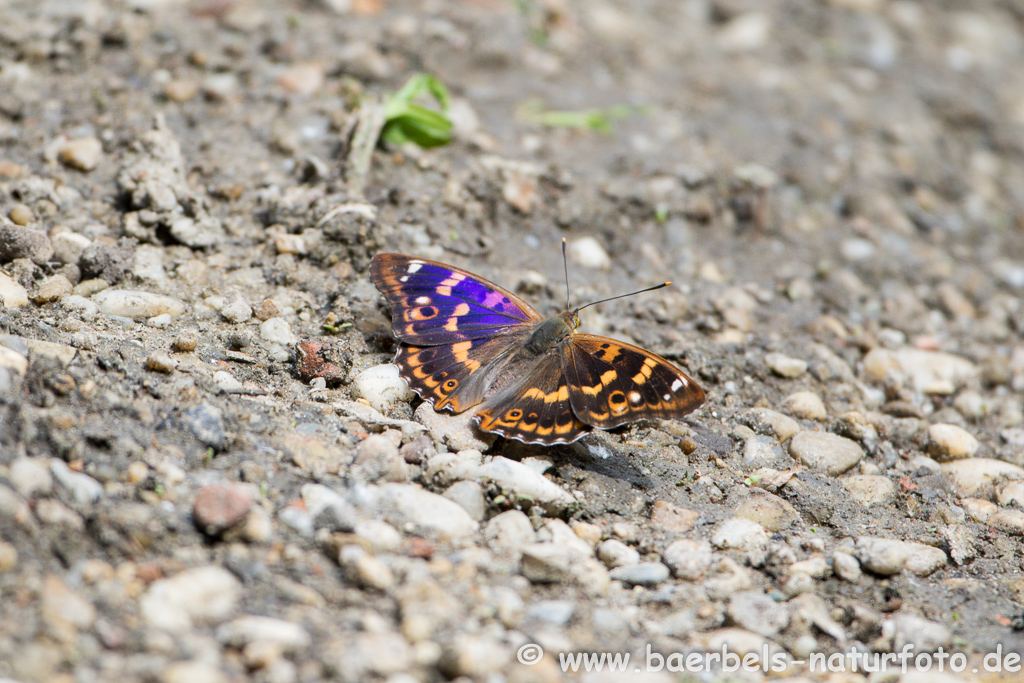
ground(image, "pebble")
xmin=163 ymin=661 xmax=228 ymax=683
xmin=260 ymin=317 xmax=297 ymax=345
xmin=764 ymin=352 xmax=807 ymax=378
xmin=855 ymin=536 xmax=947 ymax=576
xmin=0 ymin=345 xmax=28 ymax=395
xmin=0 ymin=483 xmax=31 ymax=525
xmin=741 ymin=408 xmax=800 ymax=441
xmin=221 ymin=299 xmax=253 ymax=324
xmin=841 ymin=474 xmax=896 ymax=506
xmin=0 ymin=540 xmax=16 ymax=572
xmin=278 ymin=506 xmax=314 ymax=537
xmin=727 ymin=591 xmax=789 ymax=637
xmin=168 ymin=331 xmax=196 ymax=352
xmin=217 ymin=614 xmax=310 ymax=652
xmin=50 ymin=459 xmax=103 ymax=504
xmin=146 ymin=351 xmax=178 ymax=373
xmin=862 ymin=347 xmax=977 ymax=394
xmin=649 ymin=499 xmax=700 ymax=533
xmin=414 ymin=402 xmax=494 ymax=452
xmin=0 ymin=223 xmax=53 ymax=263
xmin=140 ymin=565 xmax=243 ymax=632
xmin=717 ymin=11 xmax=771 ymax=53
xmin=940 ymin=458 xmax=1024 ymax=498
xmin=0 ymin=273 xmax=29 ymax=307
xmin=788 ymin=554 xmax=831 ymax=579
xmin=926 ymin=423 xmax=979 ymax=460
xmin=339 ymin=545 xmax=394 ymax=591
xmin=996 ymin=480 xmax=1024 ymax=508
xmin=609 ymin=562 xmax=670 ymax=587
xmin=597 ymin=539 xmax=640 ymax=568
xmin=526 ymin=600 xmax=575 ymax=626
xmin=422 ymin=449 xmax=484 ymax=488
xmin=350 ymin=363 xmax=415 ymax=414
xmin=373 ymin=483 xmax=479 ymax=539
xmin=483 ymin=510 xmax=535 ymax=557
xmin=710 ymin=517 xmax=769 ymax=566
xmin=442 ymin=480 xmax=486 ymax=521
xmin=833 ymin=551 xmax=861 ymax=582
xmin=887 ymin=613 xmax=951 ymax=652
xmin=779 ymin=390 xmax=827 ymax=420
xmin=93 ymin=290 xmax=186 ymax=319
xmin=734 ymin=490 xmax=798 ymax=532
xmin=988 ymin=508 xmax=1024 ymax=535
xmin=742 ymin=434 xmax=786 ymax=465
xmin=212 ymin=370 xmax=244 ymax=393
xmin=301 ymin=483 xmax=359 ymax=532
xmin=181 ymin=402 xmax=227 ymax=450
xmin=32 ymin=275 xmax=73 ymax=304
xmin=788 ymin=431 xmax=863 ymax=476
xmin=437 ymin=634 xmax=511 ymax=679
xmin=566 ymin=236 xmax=612 ymax=269
xmin=662 ymin=538 xmax=713 ymax=580
xmin=352 ymin=435 xmax=408 ymax=483
xmin=58 ymin=136 xmax=103 ymax=171
xmin=193 ymin=482 xmax=255 ymax=536
xmin=8 ymin=203 xmax=32 ymax=225
xmin=474 ymin=456 xmax=574 ymax=514
xmin=241 ymin=506 xmax=273 ymax=543
xmin=9 ymin=457 xmax=53 ymax=498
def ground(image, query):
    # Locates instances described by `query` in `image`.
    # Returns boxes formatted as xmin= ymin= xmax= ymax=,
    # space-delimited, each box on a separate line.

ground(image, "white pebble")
xmin=260 ymin=317 xmax=297 ymax=345
xmin=93 ymin=290 xmax=186 ymax=319
xmin=764 ymin=352 xmax=807 ymax=378
xmin=566 ymin=236 xmax=612 ymax=270
xmin=213 ymin=370 xmax=244 ymax=393
xmin=350 ymin=364 xmax=415 ymax=414
xmin=220 ymin=300 xmax=253 ymax=324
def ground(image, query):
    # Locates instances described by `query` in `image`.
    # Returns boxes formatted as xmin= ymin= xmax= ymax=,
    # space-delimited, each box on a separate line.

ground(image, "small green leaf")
xmin=381 ymin=73 xmax=453 ymax=148
xmin=518 ymin=99 xmax=645 ymax=133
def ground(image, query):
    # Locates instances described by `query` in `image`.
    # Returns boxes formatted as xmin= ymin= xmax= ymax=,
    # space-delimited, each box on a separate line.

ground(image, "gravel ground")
xmin=2 ymin=1 xmax=1024 ymax=681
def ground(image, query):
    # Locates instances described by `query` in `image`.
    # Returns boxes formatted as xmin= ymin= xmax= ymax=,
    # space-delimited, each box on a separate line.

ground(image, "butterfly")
xmin=369 ymin=251 xmax=705 ymax=445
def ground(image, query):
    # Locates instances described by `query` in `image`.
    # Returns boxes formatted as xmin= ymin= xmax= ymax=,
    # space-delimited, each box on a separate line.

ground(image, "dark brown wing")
xmin=474 ymin=354 xmax=591 ymax=445
xmin=396 ymin=335 xmax=523 ymax=413
xmin=561 ymin=334 xmax=704 ymax=429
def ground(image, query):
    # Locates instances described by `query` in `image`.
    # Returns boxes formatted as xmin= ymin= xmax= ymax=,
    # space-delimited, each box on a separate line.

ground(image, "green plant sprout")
xmin=381 ymin=73 xmax=453 ymax=148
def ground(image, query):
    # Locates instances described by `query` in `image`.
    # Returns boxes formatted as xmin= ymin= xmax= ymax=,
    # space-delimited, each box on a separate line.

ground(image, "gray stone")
xmin=662 ymin=538 xmax=714 ymax=580
xmin=475 ymin=456 xmax=574 ymax=513
xmin=608 ymin=562 xmax=670 ymax=587
xmin=727 ymin=591 xmax=789 ymax=637
xmin=597 ymin=539 xmax=640 ymax=568
xmin=789 ymin=431 xmax=863 ymax=476
xmin=711 ymin=517 xmax=769 ymax=565
xmin=140 ymin=566 xmax=242 ymax=632
xmin=50 ymin=459 xmax=103 ymax=505
xmin=442 ymin=480 xmax=486 ymax=521
xmin=374 ymin=483 xmax=479 ymax=539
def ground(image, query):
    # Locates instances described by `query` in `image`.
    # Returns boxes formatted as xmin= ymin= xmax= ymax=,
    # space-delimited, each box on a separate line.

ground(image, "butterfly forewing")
xmin=370 ymin=253 xmax=542 ymax=346
xmin=475 ymin=355 xmax=591 ymax=445
xmin=562 ymin=334 xmax=705 ymax=429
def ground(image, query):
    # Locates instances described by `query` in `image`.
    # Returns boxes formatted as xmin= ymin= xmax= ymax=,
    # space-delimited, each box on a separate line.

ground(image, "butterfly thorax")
xmin=524 ymin=311 xmax=578 ymax=356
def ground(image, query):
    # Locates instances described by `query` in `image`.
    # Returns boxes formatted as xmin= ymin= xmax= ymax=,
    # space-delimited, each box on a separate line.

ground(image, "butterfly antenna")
xmin=561 ymin=237 xmax=571 ymax=311
xmin=575 ymin=281 xmax=671 ymax=313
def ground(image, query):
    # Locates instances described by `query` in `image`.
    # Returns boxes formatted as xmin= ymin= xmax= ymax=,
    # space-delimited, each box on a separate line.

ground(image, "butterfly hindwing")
xmin=474 ymin=354 xmax=591 ymax=445
xmin=370 ymin=253 xmax=542 ymax=346
xmin=395 ymin=335 xmax=522 ymax=413
xmin=562 ymin=334 xmax=705 ymax=429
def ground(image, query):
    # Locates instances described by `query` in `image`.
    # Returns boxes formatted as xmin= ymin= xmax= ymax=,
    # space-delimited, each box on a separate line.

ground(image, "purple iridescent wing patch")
xmin=369 ymin=253 xmax=541 ymax=346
